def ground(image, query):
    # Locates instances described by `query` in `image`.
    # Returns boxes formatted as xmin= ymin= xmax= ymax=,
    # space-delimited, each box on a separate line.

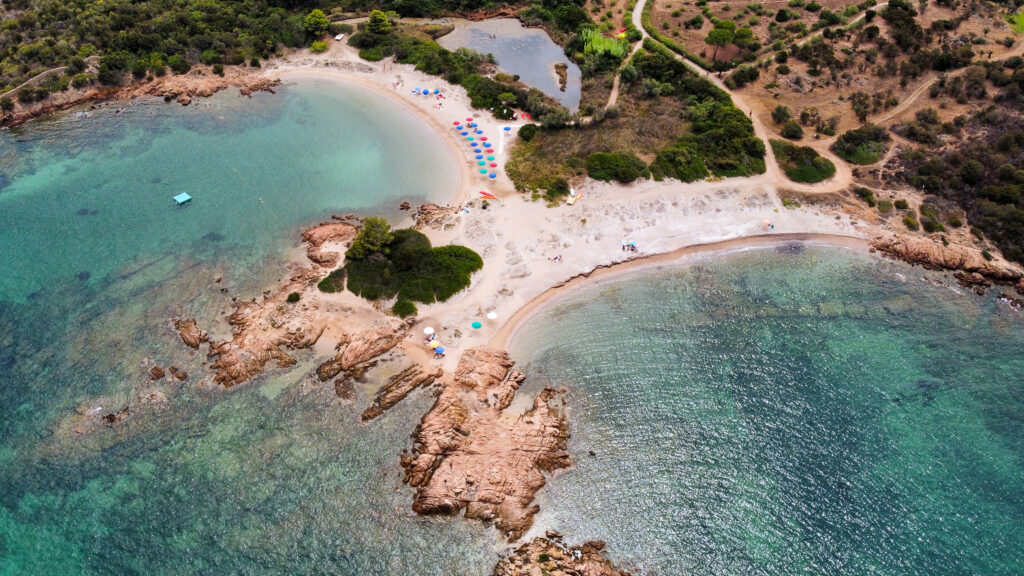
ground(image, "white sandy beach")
xmin=262 ymin=39 xmax=879 ymax=371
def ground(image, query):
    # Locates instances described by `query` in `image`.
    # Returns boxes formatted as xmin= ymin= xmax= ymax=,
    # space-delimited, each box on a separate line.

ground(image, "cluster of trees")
xmin=348 ymin=20 xmax=561 ymax=122
xmin=634 ymin=47 xmax=765 ymax=181
xmin=899 ymin=106 xmax=1024 ymax=263
xmin=318 ymin=218 xmax=482 ymax=316
xmin=0 ymin=0 xmax=351 ymax=98
xmin=586 ymin=152 xmax=649 ymax=183
xmin=830 ymin=123 xmax=890 ymax=164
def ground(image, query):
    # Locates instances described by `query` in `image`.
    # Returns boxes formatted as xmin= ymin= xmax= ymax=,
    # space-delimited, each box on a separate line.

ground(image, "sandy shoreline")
xmin=490 ymin=233 xmax=870 ymax=350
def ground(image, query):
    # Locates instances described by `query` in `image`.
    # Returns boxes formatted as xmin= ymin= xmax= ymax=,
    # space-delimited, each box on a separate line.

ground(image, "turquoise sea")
xmin=1 ymin=81 xmax=1022 ymax=575
xmin=512 ymin=246 xmax=1024 ymax=575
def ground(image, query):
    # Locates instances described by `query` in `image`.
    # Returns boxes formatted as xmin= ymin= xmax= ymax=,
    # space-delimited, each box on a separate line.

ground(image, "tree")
xmin=771 ymin=105 xmax=792 ymax=124
xmin=304 ymin=9 xmax=330 ymax=37
xmin=705 ymin=27 xmax=734 ymax=61
xmin=347 ymin=217 xmax=394 ymax=260
xmin=850 ymin=91 xmax=871 ymax=122
xmin=367 ymin=10 xmax=392 ymax=35
xmin=733 ymin=27 xmax=755 ymax=51
xmin=0 ymin=96 xmax=13 ymax=115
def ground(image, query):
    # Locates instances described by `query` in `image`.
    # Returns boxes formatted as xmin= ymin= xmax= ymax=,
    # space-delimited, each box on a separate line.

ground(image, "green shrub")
xmin=922 ymin=217 xmax=945 ymax=233
xmin=310 ymin=41 xmax=328 ymax=54
xmin=831 ymin=124 xmax=891 ymax=164
xmin=946 ymin=213 xmax=963 ymax=227
xmin=168 ymin=55 xmax=190 ymax=74
xmin=519 ymin=124 xmax=540 ymax=142
xmin=543 ymin=178 xmax=571 ymax=203
xmin=903 ymin=216 xmax=920 ymax=231
xmin=586 ymin=152 xmax=649 ymax=183
xmin=878 ymin=200 xmax=893 ymax=213
xmin=347 ymin=217 xmax=394 ymax=260
xmin=780 ymin=119 xmax=804 ymax=140
xmin=982 ymin=249 xmax=993 ymax=261
xmin=317 ymin=269 xmax=346 ymax=293
xmin=286 ymin=292 xmax=301 ymax=303
xmin=392 ymin=300 xmax=418 ymax=318
xmin=770 ymin=140 xmax=836 ymax=183
xmin=854 ymin=186 xmax=877 ymax=206
xmin=212 ymin=63 xmax=224 ymax=76
xmin=894 ymin=199 xmax=909 ymax=209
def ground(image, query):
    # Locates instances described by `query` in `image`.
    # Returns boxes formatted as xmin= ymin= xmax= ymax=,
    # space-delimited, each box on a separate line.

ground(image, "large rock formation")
xmin=871 ymin=234 xmax=1023 ymax=283
xmin=173 ymin=318 xmax=208 ymax=349
xmin=400 ymin=346 xmax=571 ymax=540
xmin=494 ymin=533 xmax=631 ymax=576
xmin=300 ymin=221 xmax=359 ymax=267
xmin=361 ymin=365 xmax=443 ymax=421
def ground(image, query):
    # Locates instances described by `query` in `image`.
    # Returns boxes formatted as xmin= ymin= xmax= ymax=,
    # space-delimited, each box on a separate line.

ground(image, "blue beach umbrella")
xmin=435 ymin=346 xmax=445 ymax=354
xmin=461 ymin=131 xmax=468 ymax=135
xmin=489 ymin=173 xmax=497 ymax=179
xmin=471 ymin=321 xmax=482 ymax=329
xmin=476 ymin=155 xmax=484 ymax=159
xmin=475 ymin=130 xmax=483 ymax=134
xmin=504 ymin=126 xmax=511 ymax=131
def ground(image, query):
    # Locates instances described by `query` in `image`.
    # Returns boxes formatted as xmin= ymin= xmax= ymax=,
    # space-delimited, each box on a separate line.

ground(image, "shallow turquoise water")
xmin=512 ymin=245 xmax=1024 ymax=575
xmin=0 ymin=80 xmax=504 ymax=574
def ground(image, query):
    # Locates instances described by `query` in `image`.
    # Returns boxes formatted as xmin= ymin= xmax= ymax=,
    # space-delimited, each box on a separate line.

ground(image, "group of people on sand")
xmin=424 ymin=333 xmax=445 ymax=359
xmin=621 ymin=241 xmax=639 ymax=253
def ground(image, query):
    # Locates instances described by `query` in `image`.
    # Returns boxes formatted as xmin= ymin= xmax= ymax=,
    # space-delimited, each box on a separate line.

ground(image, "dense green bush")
xmin=780 ymin=120 xmax=804 ymax=140
xmin=327 ymin=224 xmax=482 ymax=305
xmin=903 ymin=216 xmax=920 ymax=231
xmin=831 ymin=124 xmax=891 ymax=164
xmin=770 ymin=140 xmax=836 ymax=183
xmin=286 ymin=292 xmax=301 ymax=303
xmin=586 ymin=152 xmax=649 ymax=183
xmin=310 ymin=41 xmax=328 ymax=54
xmin=519 ymin=124 xmax=540 ymax=142
xmin=392 ymin=300 xmax=418 ymax=318
xmin=894 ymin=199 xmax=909 ymax=209
xmin=878 ymin=200 xmax=894 ymax=213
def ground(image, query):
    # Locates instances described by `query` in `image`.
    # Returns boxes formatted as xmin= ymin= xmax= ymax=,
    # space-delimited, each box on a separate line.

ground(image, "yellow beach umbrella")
xmin=428 ymin=340 xmax=441 ymax=349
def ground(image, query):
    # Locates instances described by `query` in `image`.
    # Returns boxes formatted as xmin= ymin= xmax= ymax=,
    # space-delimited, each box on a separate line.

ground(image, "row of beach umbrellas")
xmin=453 ymin=118 xmax=501 ymax=179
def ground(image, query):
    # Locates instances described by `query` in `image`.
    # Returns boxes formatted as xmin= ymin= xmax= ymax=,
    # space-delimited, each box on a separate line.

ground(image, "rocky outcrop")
xmin=414 ymin=203 xmax=458 ymax=229
xmin=300 ymin=221 xmax=359 ymax=267
xmin=400 ymin=346 xmax=571 ymax=540
xmin=494 ymin=533 xmax=631 ymax=576
xmin=173 ymin=318 xmax=208 ymax=349
xmin=340 ymin=319 xmax=408 ymax=370
xmin=362 ymin=365 xmax=443 ymax=421
xmin=871 ymin=234 xmax=1023 ymax=284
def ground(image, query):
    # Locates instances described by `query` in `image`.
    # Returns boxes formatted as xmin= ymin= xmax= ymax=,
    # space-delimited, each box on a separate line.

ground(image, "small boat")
xmin=173 ymin=192 xmax=192 ymax=205
xmin=566 ymin=188 xmax=582 ymax=205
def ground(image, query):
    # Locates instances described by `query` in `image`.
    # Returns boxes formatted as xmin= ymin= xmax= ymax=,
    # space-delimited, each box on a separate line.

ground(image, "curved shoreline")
xmin=490 ymin=233 xmax=870 ymax=350
xmin=272 ymin=68 xmax=478 ymax=213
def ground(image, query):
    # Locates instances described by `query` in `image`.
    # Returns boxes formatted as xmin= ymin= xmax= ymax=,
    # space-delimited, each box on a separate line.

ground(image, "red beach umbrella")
xmin=466 ymin=117 xmax=473 ymax=121
xmin=453 ymin=121 xmax=460 ymax=125
xmin=481 ymin=137 xmax=488 ymax=141
xmin=489 ymin=163 xmax=497 ymax=167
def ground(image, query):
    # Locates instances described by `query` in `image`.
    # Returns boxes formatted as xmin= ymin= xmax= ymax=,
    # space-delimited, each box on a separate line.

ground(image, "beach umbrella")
xmin=428 ymin=340 xmax=440 ymax=349
xmin=486 ymin=156 xmax=494 ymax=160
xmin=461 ymin=131 xmax=468 ymax=135
xmin=478 ymin=161 xmax=486 ymax=166
xmin=467 ymin=137 xmax=474 ymax=141
xmin=489 ymin=163 xmax=497 ymax=167
xmin=762 ymin=219 xmax=771 ymax=227
xmin=480 ymin=169 xmax=488 ymax=174
xmin=489 ymin=173 xmax=497 ymax=179
xmin=423 ymin=327 xmax=435 ymax=335
xmin=434 ymin=89 xmax=440 ymax=94
xmin=475 ymin=130 xmax=483 ymax=134
xmin=475 ymin=155 xmax=483 ymax=159
xmin=435 ymin=346 xmax=445 ymax=354
xmin=486 ymin=148 xmax=494 ymax=153
xmin=481 ymin=137 xmax=488 ymax=141
xmin=504 ymin=126 xmax=511 ymax=131
xmin=469 ymin=123 xmax=477 ymax=127
xmin=453 ymin=121 xmax=460 ymax=125
xmin=486 ymin=311 xmax=498 ymax=320
xmin=471 ymin=321 xmax=482 ymax=329
xmin=466 ymin=117 xmax=473 ymax=121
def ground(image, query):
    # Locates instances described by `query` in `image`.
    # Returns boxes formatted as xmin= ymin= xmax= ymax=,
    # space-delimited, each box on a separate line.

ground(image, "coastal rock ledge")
xmin=400 ymin=346 xmax=571 ymax=540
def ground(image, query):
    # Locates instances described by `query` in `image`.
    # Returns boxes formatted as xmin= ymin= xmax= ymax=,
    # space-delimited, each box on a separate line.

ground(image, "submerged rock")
xmin=361 ymin=365 xmax=442 ymax=421
xmin=173 ymin=318 xmax=209 ymax=349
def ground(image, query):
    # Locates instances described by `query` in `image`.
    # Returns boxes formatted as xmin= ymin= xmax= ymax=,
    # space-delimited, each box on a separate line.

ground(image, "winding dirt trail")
xmin=630 ymin=0 xmax=856 ymax=193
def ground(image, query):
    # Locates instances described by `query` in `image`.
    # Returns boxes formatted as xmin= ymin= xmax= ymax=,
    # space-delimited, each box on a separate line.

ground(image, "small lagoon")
xmin=437 ymin=18 xmax=582 ymax=112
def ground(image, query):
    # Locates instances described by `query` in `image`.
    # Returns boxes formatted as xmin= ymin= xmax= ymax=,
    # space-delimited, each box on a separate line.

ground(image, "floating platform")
xmin=173 ymin=192 xmax=192 ymax=205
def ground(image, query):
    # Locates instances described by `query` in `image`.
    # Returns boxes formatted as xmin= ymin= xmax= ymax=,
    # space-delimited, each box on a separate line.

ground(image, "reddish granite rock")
xmin=493 ymin=534 xmax=632 ymax=576
xmin=401 ymin=346 xmax=571 ymax=540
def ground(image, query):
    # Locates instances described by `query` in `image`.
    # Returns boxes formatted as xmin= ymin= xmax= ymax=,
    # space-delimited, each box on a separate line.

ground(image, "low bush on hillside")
xmin=586 ymin=152 xmax=649 ymax=183
xmin=831 ymin=124 xmax=890 ymax=164
xmin=771 ymin=140 xmax=836 ymax=183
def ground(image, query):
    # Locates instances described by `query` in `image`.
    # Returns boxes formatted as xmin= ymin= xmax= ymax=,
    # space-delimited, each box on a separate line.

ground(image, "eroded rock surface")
xmin=494 ymin=533 xmax=631 ymax=576
xmin=871 ymin=234 xmax=1023 ymax=283
xmin=362 ymin=365 xmax=443 ymax=421
xmin=300 ymin=221 xmax=359 ymax=267
xmin=400 ymin=346 xmax=571 ymax=540
xmin=173 ymin=319 xmax=208 ymax=349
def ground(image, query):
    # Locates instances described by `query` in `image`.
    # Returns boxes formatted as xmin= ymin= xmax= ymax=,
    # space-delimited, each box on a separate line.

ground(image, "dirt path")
xmin=632 ymin=0 xmax=857 ymax=193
